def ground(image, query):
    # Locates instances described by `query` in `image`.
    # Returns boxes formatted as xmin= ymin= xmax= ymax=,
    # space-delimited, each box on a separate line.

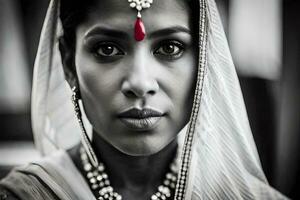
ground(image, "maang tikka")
xmin=128 ymin=0 xmax=153 ymax=41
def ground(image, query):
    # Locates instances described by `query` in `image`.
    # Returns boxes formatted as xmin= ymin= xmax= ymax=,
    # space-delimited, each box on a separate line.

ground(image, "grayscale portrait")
xmin=0 ymin=0 xmax=298 ymax=199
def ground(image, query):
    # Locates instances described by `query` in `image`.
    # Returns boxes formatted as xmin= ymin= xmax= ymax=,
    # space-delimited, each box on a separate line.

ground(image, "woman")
xmin=0 ymin=0 xmax=288 ymax=199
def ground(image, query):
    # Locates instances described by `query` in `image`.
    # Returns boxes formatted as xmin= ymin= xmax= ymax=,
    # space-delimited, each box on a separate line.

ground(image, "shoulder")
xmin=0 ymin=165 xmax=59 ymax=200
xmin=0 ymin=147 xmax=81 ymax=200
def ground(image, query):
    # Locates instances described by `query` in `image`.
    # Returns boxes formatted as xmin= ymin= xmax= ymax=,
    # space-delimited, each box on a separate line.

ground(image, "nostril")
xmin=124 ymin=90 xmax=136 ymax=98
xmin=121 ymin=79 xmax=159 ymax=98
xmin=148 ymin=90 xmax=156 ymax=95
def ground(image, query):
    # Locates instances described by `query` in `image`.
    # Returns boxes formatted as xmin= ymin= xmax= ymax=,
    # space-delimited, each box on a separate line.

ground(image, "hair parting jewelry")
xmin=174 ymin=0 xmax=208 ymax=200
xmin=72 ymin=86 xmax=99 ymax=168
xmin=128 ymin=0 xmax=154 ymax=41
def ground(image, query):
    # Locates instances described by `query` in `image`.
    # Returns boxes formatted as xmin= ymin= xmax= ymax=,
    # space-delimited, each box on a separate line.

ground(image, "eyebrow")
xmin=85 ymin=25 xmax=191 ymax=40
xmin=148 ymin=26 xmax=191 ymax=39
xmin=85 ymin=26 xmax=129 ymax=40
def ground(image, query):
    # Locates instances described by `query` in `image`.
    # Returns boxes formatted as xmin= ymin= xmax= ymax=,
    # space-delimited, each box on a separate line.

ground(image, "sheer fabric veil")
xmin=31 ymin=0 xmax=288 ymax=199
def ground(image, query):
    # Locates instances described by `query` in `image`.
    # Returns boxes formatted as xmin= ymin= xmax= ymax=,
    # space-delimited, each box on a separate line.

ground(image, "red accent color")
xmin=134 ymin=18 xmax=146 ymax=41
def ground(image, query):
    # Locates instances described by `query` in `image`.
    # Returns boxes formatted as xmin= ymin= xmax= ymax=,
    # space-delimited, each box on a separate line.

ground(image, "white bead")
xmin=87 ymin=172 xmax=93 ymax=178
xmin=151 ymin=195 xmax=158 ymax=200
xmin=164 ymin=180 xmax=170 ymax=186
xmin=136 ymin=5 xmax=142 ymax=10
xmin=107 ymin=186 xmax=113 ymax=192
xmin=164 ymin=187 xmax=170 ymax=194
xmin=158 ymin=185 xmax=164 ymax=192
xmin=97 ymin=175 xmax=102 ymax=181
xmin=99 ymin=189 xmax=105 ymax=195
xmin=130 ymin=2 xmax=136 ymax=8
xmin=98 ymin=164 xmax=105 ymax=171
xmin=90 ymin=178 xmax=96 ymax=184
xmin=92 ymin=184 xmax=98 ymax=189
xmin=170 ymin=183 xmax=175 ymax=188
xmin=166 ymin=173 xmax=172 ymax=179
xmin=171 ymin=176 xmax=177 ymax=181
xmin=116 ymin=196 xmax=122 ymax=200
xmin=93 ymin=171 xmax=99 ymax=176
xmin=84 ymin=163 xmax=92 ymax=171
xmin=102 ymin=173 xmax=108 ymax=179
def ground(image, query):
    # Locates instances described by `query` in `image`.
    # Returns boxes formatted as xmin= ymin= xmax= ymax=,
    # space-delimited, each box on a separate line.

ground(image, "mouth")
xmin=117 ymin=108 xmax=164 ymax=131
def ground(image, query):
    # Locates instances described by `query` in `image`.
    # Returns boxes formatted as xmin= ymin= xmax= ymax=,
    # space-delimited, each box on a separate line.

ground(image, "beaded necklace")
xmin=80 ymin=147 xmax=178 ymax=200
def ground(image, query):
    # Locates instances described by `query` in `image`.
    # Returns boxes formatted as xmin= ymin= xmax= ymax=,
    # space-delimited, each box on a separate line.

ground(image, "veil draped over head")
xmin=31 ymin=0 xmax=288 ymax=199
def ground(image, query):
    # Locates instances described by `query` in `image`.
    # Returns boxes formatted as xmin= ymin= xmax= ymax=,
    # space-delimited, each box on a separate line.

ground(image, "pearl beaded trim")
xmin=80 ymin=147 xmax=178 ymax=200
xmin=128 ymin=0 xmax=153 ymax=18
xmin=174 ymin=0 xmax=208 ymax=199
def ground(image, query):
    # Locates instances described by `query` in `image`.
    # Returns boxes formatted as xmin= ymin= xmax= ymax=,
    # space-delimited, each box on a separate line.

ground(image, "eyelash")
xmin=154 ymin=40 xmax=185 ymax=60
xmin=91 ymin=42 xmax=124 ymax=59
xmin=90 ymin=40 xmax=185 ymax=61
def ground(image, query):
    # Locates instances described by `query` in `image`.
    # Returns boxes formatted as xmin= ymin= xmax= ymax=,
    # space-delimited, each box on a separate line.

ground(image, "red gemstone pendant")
xmin=134 ymin=18 xmax=146 ymax=41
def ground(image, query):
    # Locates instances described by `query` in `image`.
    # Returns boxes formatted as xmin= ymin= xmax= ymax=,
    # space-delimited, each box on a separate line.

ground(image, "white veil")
xmin=31 ymin=0 xmax=288 ymax=199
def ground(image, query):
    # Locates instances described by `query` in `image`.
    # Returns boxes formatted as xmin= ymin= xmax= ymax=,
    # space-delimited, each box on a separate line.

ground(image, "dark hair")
xmin=60 ymin=0 xmax=199 ymax=48
xmin=60 ymin=0 xmax=97 ymax=48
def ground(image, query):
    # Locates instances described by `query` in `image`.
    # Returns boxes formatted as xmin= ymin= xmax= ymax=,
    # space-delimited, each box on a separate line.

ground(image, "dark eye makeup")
xmin=92 ymin=42 xmax=124 ymax=57
xmin=86 ymin=38 xmax=186 ymax=62
xmin=153 ymin=40 xmax=185 ymax=60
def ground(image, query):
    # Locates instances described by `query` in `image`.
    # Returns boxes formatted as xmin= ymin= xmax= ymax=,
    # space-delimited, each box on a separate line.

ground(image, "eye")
xmin=154 ymin=40 xmax=184 ymax=59
xmin=93 ymin=42 xmax=124 ymax=57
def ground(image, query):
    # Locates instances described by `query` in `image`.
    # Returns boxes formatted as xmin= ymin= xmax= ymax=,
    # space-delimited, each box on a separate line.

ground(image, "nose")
xmin=121 ymin=54 xmax=159 ymax=98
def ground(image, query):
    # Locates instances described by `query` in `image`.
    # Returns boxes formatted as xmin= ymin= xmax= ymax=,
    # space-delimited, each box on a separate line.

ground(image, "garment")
xmin=0 ymin=150 xmax=96 ymax=200
xmin=1 ymin=0 xmax=289 ymax=199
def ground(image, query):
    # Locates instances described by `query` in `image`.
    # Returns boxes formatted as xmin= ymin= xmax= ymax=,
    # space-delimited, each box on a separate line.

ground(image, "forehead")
xmin=77 ymin=0 xmax=193 ymax=37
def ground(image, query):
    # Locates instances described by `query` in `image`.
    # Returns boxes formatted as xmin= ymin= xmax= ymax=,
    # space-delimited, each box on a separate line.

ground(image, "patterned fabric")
xmin=187 ymin=0 xmax=288 ymax=199
xmin=0 ymin=167 xmax=59 ymax=200
xmin=29 ymin=0 xmax=289 ymax=199
xmin=1 ymin=151 xmax=96 ymax=200
xmin=0 ymin=187 xmax=19 ymax=200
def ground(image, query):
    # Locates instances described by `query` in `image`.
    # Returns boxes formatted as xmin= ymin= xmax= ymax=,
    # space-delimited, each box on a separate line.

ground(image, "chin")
xmin=112 ymin=136 xmax=176 ymax=157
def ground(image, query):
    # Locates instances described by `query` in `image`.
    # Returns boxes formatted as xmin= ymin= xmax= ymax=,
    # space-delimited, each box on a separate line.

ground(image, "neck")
xmin=92 ymin=132 xmax=178 ymax=194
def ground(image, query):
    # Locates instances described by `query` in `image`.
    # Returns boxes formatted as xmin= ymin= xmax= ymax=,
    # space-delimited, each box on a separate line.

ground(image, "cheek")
xmin=164 ymin=53 xmax=197 ymax=123
xmin=74 ymin=53 xmax=121 ymax=126
xmin=164 ymin=54 xmax=197 ymax=106
xmin=75 ymin=53 xmax=120 ymax=101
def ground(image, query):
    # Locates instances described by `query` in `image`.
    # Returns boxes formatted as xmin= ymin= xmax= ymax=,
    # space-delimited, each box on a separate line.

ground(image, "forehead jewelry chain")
xmin=80 ymin=146 xmax=178 ymax=200
xmin=128 ymin=0 xmax=154 ymax=41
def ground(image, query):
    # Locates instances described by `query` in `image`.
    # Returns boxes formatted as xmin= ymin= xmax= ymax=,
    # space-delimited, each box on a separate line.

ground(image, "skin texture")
xmin=60 ymin=0 xmax=197 ymax=198
xmin=62 ymin=0 xmax=197 ymax=156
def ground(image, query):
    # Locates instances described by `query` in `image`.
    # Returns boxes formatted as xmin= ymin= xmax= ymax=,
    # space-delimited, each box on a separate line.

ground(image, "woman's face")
xmin=71 ymin=0 xmax=197 ymax=155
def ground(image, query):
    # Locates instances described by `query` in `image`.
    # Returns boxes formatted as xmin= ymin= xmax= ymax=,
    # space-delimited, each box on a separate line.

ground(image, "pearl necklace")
xmin=80 ymin=147 xmax=178 ymax=200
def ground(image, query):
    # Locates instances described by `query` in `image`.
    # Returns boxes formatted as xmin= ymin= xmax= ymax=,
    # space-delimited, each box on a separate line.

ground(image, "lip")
xmin=117 ymin=108 xmax=164 ymax=131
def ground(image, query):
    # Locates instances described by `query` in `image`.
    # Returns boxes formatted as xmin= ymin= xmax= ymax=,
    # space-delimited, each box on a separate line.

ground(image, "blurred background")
xmin=0 ymin=0 xmax=299 ymax=198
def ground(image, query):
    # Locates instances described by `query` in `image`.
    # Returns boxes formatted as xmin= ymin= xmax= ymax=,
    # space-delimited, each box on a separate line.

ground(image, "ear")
xmin=59 ymin=36 xmax=79 ymax=89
